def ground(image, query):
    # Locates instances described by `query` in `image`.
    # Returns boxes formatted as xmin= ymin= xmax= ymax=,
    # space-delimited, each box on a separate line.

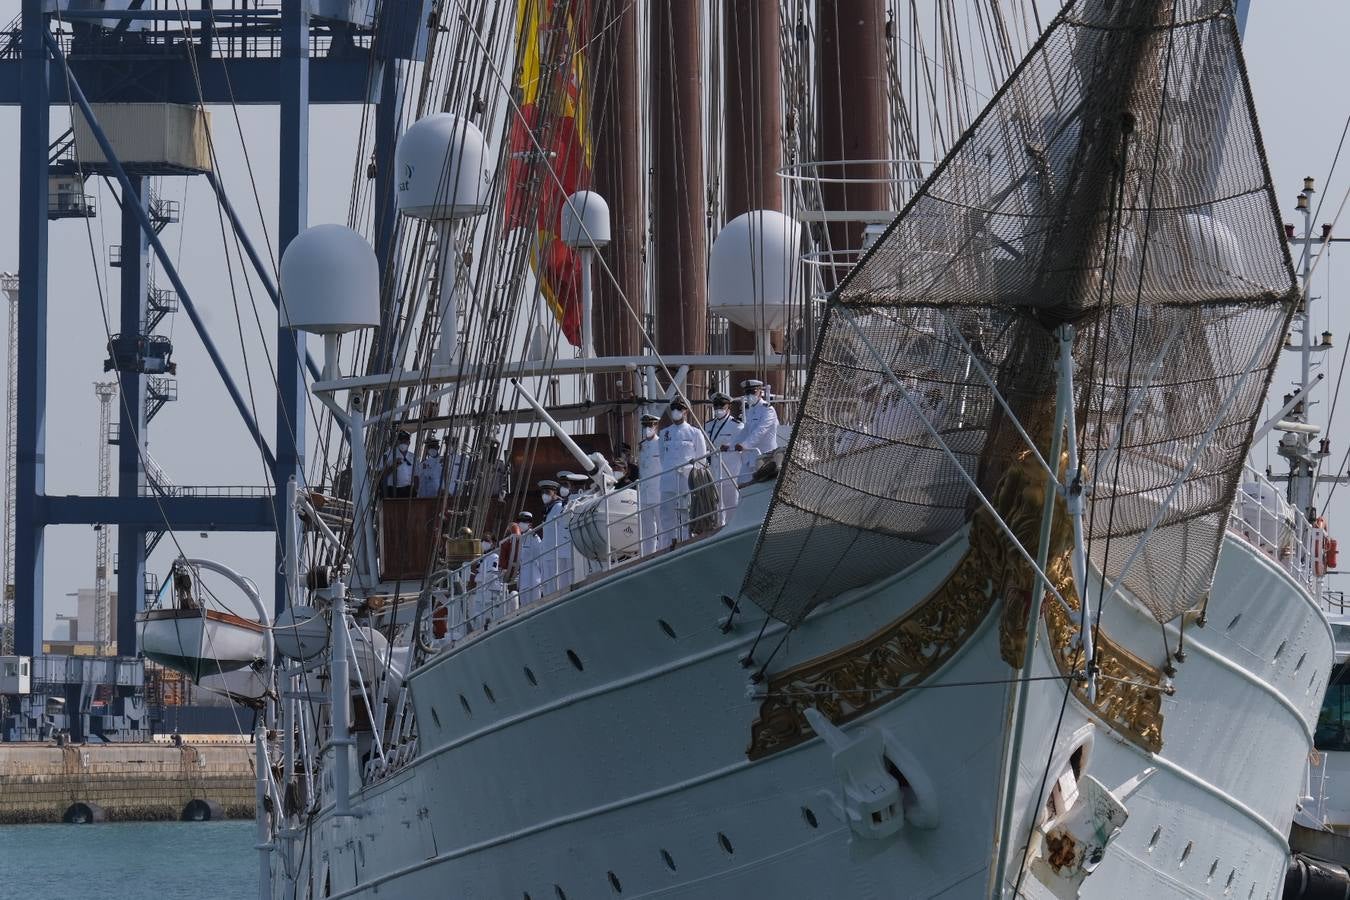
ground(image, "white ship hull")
xmin=280 ymin=483 xmax=1331 ymax=899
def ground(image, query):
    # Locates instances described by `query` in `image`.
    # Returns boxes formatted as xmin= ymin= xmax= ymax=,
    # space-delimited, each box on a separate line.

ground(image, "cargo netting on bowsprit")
xmin=742 ymin=0 xmax=1298 ymax=628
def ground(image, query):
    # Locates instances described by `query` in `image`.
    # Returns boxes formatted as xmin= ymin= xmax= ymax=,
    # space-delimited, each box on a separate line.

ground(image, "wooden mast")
xmin=591 ymin=0 xmax=644 ymax=448
xmin=650 ymin=0 xmax=708 ymax=399
xmin=723 ymin=0 xmax=785 ymax=399
xmin=817 ymin=0 xmax=889 ymax=288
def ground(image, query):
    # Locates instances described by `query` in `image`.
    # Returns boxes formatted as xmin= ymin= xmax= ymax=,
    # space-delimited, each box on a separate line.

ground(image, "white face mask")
xmin=713 ymin=408 xmax=728 ymax=419
xmin=670 ymin=410 xmax=685 ymax=422
xmin=428 ymin=448 xmax=440 ymax=458
xmin=398 ymin=442 xmax=410 ymax=452
xmin=542 ymin=491 xmax=555 ymax=503
xmin=559 ymin=486 xmax=571 ymax=498
xmin=744 ymin=393 xmax=760 ymax=407
xmin=643 ymin=426 xmax=656 ymax=438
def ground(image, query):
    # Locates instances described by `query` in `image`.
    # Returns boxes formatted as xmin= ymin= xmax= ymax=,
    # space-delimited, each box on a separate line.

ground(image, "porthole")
xmin=1147 ymin=826 xmax=1162 ymax=851
xmin=1179 ymin=840 xmax=1192 ymax=866
xmin=717 ymin=832 xmax=734 ymax=855
xmin=801 ymin=806 xmax=818 ymax=828
xmin=567 ymin=649 xmax=584 ymax=671
xmin=1296 ymin=652 xmax=1307 ymax=672
xmin=1226 ymin=613 xmax=1242 ymax=631
xmin=459 ymin=694 xmax=472 ymax=716
xmin=430 ymin=706 xmax=441 ymax=727
xmin=1225 ymin=869 xmax=1236 ymax=894
xmin=1274 ymin=640 xmax=1287 ymax=662
xmin=483 ymin=683 xmax=496 ymax=703
xmin=607 ymin=871 xmax=622 ymax=893
xmin=524 ymin=666 xmax=538 ymax=686
xmin=660 ymin=848 xmax=676 ymax=872
xmin=658 ymin=619 xmax=677 ymax=640
xmin=1208 ymin=859 xmax=1219 ymax=882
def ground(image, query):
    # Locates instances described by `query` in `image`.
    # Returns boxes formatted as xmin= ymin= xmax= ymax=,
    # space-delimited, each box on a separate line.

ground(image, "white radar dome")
xmin=279 ymin=224 xmax=380 ymax=334
xmin=708 ymin=209 xmax=802 ymax=333
xmin=396 ymin=113 xmax=491 ymax=220
xmin=560 ymin=190 xmax=611 ymax=249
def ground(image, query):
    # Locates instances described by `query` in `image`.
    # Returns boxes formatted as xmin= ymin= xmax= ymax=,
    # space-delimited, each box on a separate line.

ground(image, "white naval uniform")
xmin=549 ymin=496 xmax=576 ymax=592
xmin=737 ymin=398 xmax=779 ymax=479
xmin=539 ymin=498 xmax=566 ymax=595
xmin=704 ymin=413 xmax=743 ymax=527
xmin=382 ymin=446 xmax=414 ymax=493
xmin=637 ymin=433 xmax=662 ymax=554
xmin=517 ymin=529 xmax=544 ymax=604
xmin=470 ymin=549 xmax=501 ymax=627
xmin=659 ymin=421 xmax=710 ymax=545
xmin=415 ymin=453 xmax=445 ymax=498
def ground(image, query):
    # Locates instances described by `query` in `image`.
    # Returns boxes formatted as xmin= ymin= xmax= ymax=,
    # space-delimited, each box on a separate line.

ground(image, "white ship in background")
xmin=119 ymin=0 xmax=1350 ymax=897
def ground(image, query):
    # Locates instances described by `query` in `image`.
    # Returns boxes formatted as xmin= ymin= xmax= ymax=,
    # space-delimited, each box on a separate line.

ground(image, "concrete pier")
xmin=0 ymin=741 xmax=255 ymax=823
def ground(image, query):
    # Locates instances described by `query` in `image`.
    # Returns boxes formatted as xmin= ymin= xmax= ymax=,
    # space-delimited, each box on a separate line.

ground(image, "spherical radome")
xmin=396 ymin=113 xmax=490 ymax=220
xmin=279 ymin=224 xmax=380 ymax=334
xmin=708 ymin=209 xmax=802 ymax=333
xmin=560 ymin=190 xmax=611 ymax=249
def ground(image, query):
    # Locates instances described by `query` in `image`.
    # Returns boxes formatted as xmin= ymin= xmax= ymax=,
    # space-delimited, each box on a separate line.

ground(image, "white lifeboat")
xmin=137 ymin=559 xmax=268 ymax=683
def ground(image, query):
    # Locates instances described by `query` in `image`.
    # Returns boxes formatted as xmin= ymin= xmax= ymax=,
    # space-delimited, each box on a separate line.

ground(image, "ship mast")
xmin=590 ymin=0 xmax=645 ymax=446
xmin=817 ymin=0 xmax=890 ymax=289
xmin=650 ymin=0 xmax=709 ymax=398
xmin=723 ymin=0 xmax=785 ymax=397
xmin=1281 ymin=181 xmax=1333 ymax=525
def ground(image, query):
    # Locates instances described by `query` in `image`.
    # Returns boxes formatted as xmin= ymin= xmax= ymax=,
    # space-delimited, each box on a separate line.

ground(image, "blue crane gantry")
xmin=1 ymin=0 xmax=420 ymax=656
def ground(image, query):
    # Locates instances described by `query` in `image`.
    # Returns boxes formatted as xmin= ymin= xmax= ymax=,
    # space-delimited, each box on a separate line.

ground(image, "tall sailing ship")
xmin=134 ymin=0 xmax=1341 ymax=897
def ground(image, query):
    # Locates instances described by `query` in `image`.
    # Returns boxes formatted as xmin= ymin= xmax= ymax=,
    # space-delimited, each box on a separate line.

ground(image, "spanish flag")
xmin=506 ymin=0 xmax=593 ymax=348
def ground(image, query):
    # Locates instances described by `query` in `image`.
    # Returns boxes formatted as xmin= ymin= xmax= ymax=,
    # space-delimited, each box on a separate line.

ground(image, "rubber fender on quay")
xmin=1284 ymin=854 xmax=1350 ymax=900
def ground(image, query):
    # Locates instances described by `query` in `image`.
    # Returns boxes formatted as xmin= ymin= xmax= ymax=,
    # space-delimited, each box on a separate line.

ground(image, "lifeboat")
xmin=137 ymin=560 xmax=267 ymax=682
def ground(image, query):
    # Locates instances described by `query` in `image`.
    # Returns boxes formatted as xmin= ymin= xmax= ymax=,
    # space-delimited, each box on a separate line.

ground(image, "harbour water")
xmin=0 ymin=820 xmax=255 ymax=899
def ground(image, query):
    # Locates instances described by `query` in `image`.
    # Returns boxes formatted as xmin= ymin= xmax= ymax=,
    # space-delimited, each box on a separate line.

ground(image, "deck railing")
xmin=421 ymin=448 xmax=754 ymax=650
xmin=1227 ymin=465 xmax=1322 ymax=589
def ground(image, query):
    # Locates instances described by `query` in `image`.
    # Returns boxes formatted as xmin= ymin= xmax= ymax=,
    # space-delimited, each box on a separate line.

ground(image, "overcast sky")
xmin=0 ymin=0 xmax=1346 ymax=635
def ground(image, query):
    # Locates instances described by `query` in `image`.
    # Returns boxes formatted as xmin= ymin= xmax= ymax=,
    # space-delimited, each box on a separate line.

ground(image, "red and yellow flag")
xmin=506 ymin=0 xmax=593 ymax=348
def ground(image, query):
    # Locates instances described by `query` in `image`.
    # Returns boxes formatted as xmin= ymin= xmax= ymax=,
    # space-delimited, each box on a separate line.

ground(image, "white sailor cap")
xmin=516 ymin=511 xmax=534 ymax=523
xmin=537 ymin=479 xmax=560 ymax=490
xmin=740 ymin=378 xmax=765 ymax=391
xmin=640 ymin=413 xmax=660 ymax=424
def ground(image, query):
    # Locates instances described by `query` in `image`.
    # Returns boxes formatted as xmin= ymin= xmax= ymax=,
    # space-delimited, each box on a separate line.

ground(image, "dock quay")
xmin=0 ymin=740 xmax=254 ymax=824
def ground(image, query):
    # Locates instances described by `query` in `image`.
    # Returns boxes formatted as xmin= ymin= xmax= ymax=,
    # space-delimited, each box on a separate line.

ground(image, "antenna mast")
xmin=94 ymin=381 xmax=118 ymax=652
xmin=0 ymin=272 xmax=16 ymax=655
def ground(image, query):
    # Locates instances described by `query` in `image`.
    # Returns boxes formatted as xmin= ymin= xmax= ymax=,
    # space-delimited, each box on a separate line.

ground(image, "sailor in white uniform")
xmin=735 ymin=378 xmax=780 ymax=481
xmin=415 ymin=436 xmax=446 ymax=498
xmin=513 ymin=511 xmax=544 ymax=605
xmin=537 ymin=480 xmax=564 ymax=595
xmin=558 ymin=471 xmax=592 ymax=582
xmin=549 ymin=471 xmax=582 ymax=591
xmin=381 ymin=430 xmax=415 ymax=498
xmin=704 ymin=392 xmax=743 ymax=527
xmin=659 ymin=397 xmax=710 ymax=546
xmin=470 ymin=539 xmax=502 ymax=629
xmin=637 ymin=413 xmax=663 ymax=554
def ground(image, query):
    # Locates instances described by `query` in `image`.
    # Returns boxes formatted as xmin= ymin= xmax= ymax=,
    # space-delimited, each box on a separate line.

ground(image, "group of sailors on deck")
xmin=429 ymin=379 xmax=781 ymax=642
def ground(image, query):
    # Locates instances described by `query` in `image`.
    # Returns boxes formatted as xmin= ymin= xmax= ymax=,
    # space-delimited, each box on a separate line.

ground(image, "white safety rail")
xmin=1227 ymin=465 xmax=1324 ymax=589
xmin=421 ymin=450 xmax=751 ymax=650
